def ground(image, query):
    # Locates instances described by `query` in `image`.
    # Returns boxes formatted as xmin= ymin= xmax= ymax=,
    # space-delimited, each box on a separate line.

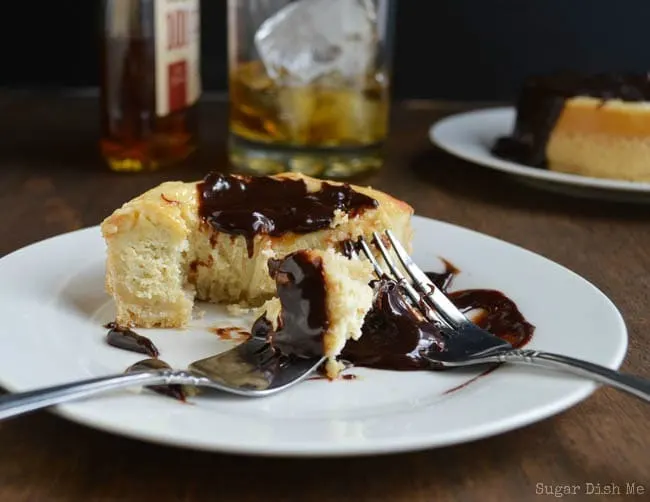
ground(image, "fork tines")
xmin=358 ymin=230 xmax=468 ymax=329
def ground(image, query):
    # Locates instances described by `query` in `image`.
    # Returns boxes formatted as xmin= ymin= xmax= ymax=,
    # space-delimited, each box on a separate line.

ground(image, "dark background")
xmin=2 ymin=0 xmax=649 ymax=101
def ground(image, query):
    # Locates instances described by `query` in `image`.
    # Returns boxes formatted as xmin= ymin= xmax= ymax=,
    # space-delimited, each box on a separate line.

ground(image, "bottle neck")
xmin=104 ymin=0 xmax=155 ymax=39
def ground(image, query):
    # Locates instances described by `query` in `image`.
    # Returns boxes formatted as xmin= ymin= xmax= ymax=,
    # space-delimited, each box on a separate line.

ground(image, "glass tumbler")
xmin=227 ymin=0 xmax=396 ymax=179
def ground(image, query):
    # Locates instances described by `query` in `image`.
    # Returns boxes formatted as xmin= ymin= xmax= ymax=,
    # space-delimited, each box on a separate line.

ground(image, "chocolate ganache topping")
xmin=266 ymin=251 xmax=329 ymax=357
xmin=492 ymin=72 xmax=650 ymax=167
xmin=197 ymin=172 xmax=378 ymax=257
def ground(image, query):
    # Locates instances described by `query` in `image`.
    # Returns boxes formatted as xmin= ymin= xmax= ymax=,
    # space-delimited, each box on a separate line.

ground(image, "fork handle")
xmin=487 ymin=350 xmax=650 ymax=402
xmin=0 ymin=370 xmax=182 ymax=421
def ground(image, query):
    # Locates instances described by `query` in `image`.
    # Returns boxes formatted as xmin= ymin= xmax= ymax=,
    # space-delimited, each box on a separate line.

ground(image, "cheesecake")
xmin=101 ymin=172 xmax=413 ymax=328
xmin=492 ymin=72 xmax=650 ymax=182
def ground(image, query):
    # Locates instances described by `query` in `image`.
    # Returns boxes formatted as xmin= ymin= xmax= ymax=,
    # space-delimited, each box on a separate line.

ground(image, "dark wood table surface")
xmin=0 ymin=91 xmax=648 ymax=502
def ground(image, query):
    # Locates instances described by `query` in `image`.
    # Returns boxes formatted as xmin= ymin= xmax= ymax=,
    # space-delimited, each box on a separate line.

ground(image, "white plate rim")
xmin=0 ymin=220 xmax=629 ymax=457
xmin=429 ymin=106 xmax=650 ymax=193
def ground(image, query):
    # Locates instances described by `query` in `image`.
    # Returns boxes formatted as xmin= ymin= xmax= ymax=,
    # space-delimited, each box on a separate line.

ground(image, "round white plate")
xmin=429 ymin=107 xmax=650 ymax=202
xmin=0 ymin=217 xmax=627 ymax=457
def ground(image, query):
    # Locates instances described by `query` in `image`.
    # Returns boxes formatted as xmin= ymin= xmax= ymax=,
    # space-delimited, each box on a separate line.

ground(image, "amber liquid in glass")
xmin=100 ymin=35 xmax=198 ymax=172
xmin=228 ymin=61 xmax=389 ymax=178
xmin=230 ymin=60 xmax=388 ymax=147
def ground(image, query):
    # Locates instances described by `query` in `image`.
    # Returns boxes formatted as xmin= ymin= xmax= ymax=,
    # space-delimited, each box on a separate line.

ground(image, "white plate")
xmin=429 ymin=107 xmax=650 ymax=202
xmin=0 ymin=217 xmax=627 ymax=457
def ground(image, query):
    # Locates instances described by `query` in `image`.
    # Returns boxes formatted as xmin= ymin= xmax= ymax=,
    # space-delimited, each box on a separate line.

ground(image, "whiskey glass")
xmin=227 ymin=0 xmax=396 ymax=179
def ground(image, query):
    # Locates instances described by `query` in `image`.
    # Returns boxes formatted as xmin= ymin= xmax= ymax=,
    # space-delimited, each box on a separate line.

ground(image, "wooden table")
xmin=0 ymin=92 xmax=648 ymax=502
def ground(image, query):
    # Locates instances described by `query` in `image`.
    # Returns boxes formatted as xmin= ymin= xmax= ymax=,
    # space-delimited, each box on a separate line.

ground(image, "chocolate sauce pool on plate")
xmin=343 ymin=262 xmax=534 ymax=371
xmin=104 ymin=322 xmax=160 ymax=358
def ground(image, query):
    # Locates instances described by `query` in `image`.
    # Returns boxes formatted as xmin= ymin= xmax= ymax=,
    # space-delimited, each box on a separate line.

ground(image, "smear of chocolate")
xmin=450 ymin=289 xmax=534 ymax=349
xmin=341 ymin=279 xmax=445 ymax=370
xmin=267 ymin=251 xmax=329 ymax=358
xmin=342 ymin=258 xmax=535 ymax=371
xmin=104 ymin=322 xmax=160 ymax=358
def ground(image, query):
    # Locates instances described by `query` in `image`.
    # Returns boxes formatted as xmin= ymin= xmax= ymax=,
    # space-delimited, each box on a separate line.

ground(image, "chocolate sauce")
xmin=341 ymin=279 xmax=445 ymax=370
xmin=267 ymin=251 xmax=329 ymax=357
xmin=197 ymin=172 xmax=378 ymax=257
xmin=442 ymin=365 xmax=500 ymax=395
xmin=492 ymin=72 xmax=650 ymax=166
xmin=249 ymin=250 xmax=534 ymax=379
xmin=425 ymin=259 xmax=459 ymax=292
xmin=125 ymin=358 xmax=187 ymax=402
xmin=450 ymin=289 xmax=534 ymax=348
xmin=251 ymin=315 xmax=274 ymax=340
xmin=342 ymin=259 xmax=534 ymax=371
xmin=104 ymin=322 xmax=160 ymax=358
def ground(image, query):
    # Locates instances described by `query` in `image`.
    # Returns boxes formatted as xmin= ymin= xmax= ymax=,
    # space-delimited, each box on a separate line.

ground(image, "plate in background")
xmin=430 ymin=107 xmax=650 ymax=202
xmin=0 ymin=218 xmax=627 ymax=456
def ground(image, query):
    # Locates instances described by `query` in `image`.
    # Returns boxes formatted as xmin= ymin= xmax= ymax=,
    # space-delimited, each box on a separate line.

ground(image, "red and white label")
xmin=155 ymin=0 xmax=200 ymax=116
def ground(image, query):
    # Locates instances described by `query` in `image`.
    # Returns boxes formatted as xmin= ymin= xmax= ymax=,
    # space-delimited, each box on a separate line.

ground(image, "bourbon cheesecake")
xmin=492 ymin=72 xmax=650 ymax=182
xmin=101 ymin=172 xmax=413 ymax=328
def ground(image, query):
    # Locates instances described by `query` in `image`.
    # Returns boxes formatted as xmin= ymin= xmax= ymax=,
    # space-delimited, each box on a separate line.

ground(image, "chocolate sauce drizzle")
xmin=267 ymin=251 xmax=329 ymax=357
xmin=197 ymin=172 xmax=378 ymax=257
xmin=492 ymin=72 xmax=650 ymax=167
xmin=341 ymin=279 xmax=444 ymax=370
xmin=425 ymin=260 xmax=459 ymax=292
xmin=344 ymin=260 xmax=535 ymax=371
xmin=450 ymin=289 xmax=534 ymax=348
xmin=104 ymin=322 xmax=160 ymax=358
xmin=104 ymin=324 xmax=187 ymax=401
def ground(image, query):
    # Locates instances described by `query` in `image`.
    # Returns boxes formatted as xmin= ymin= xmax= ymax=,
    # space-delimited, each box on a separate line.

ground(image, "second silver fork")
xmin=359 ymin=230 xmax=650 ymax=403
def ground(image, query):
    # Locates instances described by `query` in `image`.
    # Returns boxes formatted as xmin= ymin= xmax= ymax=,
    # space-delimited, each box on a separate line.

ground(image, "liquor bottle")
xmin=100 ymin=0 xmax=201 ymax=172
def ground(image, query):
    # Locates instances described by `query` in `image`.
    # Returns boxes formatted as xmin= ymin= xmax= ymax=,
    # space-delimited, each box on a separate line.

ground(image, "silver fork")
xmin=0 ymin=338 xmax=326 ymax=421
xmin=359 ymin=230 xmax=650 ymax=403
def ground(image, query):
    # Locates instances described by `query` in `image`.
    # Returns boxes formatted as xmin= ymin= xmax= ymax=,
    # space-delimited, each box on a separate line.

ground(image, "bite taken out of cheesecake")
xmin=492 ymin=72 xmax=650 ymax=182
xmin=255 ymin=248 xmax=375 ymax=379
xmin=101 ymin=171 xmax=413 ymax=328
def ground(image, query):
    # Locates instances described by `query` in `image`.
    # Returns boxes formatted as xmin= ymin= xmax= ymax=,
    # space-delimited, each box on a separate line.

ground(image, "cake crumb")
xmin=226 ymin=303 xmax=256 ymax=316
xmin=330 ymin=209 xmax=348 ymax=228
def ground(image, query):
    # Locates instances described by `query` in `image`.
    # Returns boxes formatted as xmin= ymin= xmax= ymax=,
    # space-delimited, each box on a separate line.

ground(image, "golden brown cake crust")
xmin=101 ymin=172 xmax=413 ymax=328
xmin=548 ymin=97 xmax=650 ymax=182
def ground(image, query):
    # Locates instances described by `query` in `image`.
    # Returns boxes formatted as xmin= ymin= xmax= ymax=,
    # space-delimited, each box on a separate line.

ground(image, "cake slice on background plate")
xmin=492 ymin=72 xmax=650 ymax=182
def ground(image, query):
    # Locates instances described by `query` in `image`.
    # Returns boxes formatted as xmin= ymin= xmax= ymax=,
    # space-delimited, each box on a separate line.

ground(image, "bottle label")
xmin=154 ymin=0 xmax=201 ymax=117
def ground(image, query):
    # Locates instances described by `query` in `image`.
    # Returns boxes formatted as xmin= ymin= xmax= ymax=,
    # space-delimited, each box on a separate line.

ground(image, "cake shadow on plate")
xmin=54 ymin=260 xmax=113 ymax=319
